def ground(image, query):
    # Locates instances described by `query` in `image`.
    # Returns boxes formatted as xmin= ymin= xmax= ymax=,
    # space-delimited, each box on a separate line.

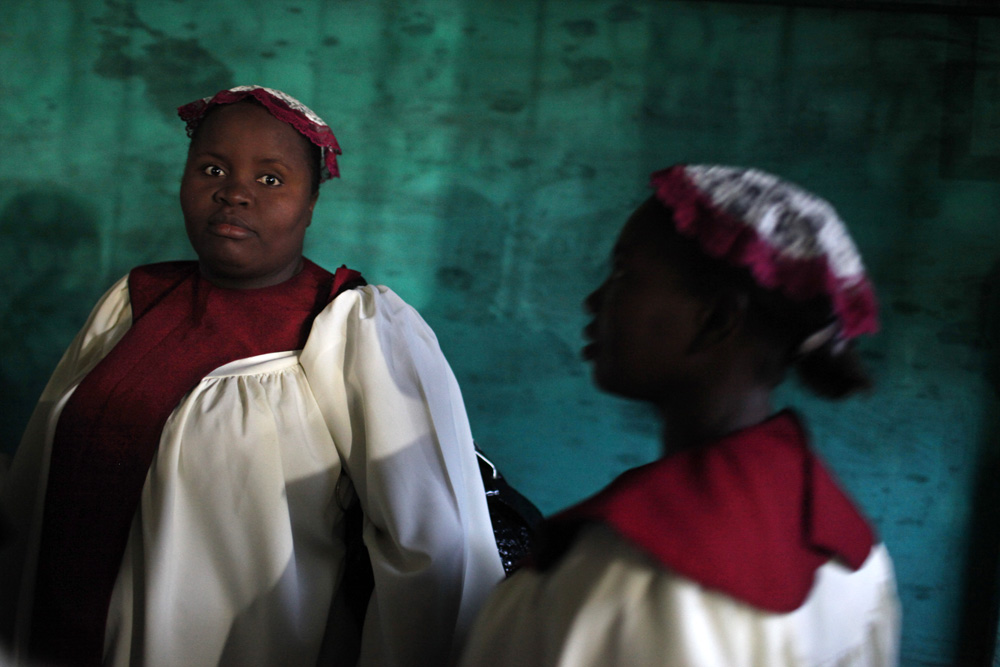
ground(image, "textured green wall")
xmin=2 ymin=1 xmax=998 ymax=664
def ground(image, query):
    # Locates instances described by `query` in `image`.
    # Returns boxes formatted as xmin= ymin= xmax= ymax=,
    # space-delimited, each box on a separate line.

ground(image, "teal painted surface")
xmin=1 ymin=1 xmax=998 ymax=663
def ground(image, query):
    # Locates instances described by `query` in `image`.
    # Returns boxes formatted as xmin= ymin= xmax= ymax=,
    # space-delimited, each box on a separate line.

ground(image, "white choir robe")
xmin=460 ymin=524 xmax=900 ymax=667
xmin=0 ymin=276 xmax=505 ymax=667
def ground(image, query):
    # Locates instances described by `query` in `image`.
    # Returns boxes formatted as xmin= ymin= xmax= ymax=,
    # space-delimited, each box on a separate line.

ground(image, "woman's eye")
xmin=258 ymin=174 xmax=282 ymax=186
xmin=203 ymin=165 xmax=225 ymax=177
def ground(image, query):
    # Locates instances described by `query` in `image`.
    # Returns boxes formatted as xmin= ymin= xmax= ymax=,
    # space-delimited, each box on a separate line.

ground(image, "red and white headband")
xmin=178 ymin=85 xmax=341 ymax=181
xmin=650 ymin=165 xmax=879 ymax=341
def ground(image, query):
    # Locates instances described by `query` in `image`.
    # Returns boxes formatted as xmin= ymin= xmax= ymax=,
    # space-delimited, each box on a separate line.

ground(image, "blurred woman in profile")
xmin=459 ymin=165 xmax=900 ymax=666
xmin=0 ymin=85 xmax=504 ymax=667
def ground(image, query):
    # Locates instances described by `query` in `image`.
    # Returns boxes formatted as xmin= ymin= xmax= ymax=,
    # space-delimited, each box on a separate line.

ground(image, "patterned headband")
xmin=650 ymin=165 xmax=879 ymax=342
xmin=177 ymin=85 xmax=341 ymax=182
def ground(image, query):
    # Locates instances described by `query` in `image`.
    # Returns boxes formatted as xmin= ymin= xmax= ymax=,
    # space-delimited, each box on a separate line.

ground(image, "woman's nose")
xmin=214 ymin=182 xmax=252 ymax=207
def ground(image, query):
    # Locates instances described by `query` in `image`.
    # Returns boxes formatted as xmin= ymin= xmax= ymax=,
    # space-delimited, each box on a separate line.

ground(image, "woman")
xmin=0 ymin=86 xmax=504 ymax=667
xmin=459 ymin=165 xmax=901 ymax=666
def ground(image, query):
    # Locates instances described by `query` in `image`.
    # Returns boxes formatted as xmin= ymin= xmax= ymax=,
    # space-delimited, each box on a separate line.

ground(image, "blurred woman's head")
xmin=584 ymin=166 xmax=878 ymax=426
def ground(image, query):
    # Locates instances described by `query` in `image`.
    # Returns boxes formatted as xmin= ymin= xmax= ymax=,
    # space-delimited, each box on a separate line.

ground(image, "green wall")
xmin=2 ymin=0 xmax=998 ymax=663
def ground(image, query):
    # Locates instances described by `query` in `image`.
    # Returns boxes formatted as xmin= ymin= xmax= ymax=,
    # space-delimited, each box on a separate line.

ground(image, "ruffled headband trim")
xmin=650 ymin=165 xmax=879 ymax=340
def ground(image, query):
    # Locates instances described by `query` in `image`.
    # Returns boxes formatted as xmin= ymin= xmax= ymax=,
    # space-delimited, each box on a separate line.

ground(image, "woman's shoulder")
xmin=317 ymin=280 xmax=425 ymax=323
xmin=33 ymin=274 xmax=134 ymax=401
xmin=123 ymin=262 xmax=199 ymax=321
xmin=481 ymin=523 xmax=897 ymax=667
xmin=303 ymin=282 xmax=445 ymax=370
xmin=84 ymin=273 xmax=133 ymax=336
xmin=537 ymin=412 xmax=875 ymax=613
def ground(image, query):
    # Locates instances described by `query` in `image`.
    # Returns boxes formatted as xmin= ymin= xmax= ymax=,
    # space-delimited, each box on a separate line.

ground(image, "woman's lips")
xmin=208 ymin=215 xmax=254 ymax=240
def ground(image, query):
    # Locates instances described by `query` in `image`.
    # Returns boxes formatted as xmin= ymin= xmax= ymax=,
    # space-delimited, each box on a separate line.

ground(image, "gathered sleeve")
xmin=300 ymin=285 xmax=504 ymax=666
xmin=1 ymin=276 xmax=132 ymax=647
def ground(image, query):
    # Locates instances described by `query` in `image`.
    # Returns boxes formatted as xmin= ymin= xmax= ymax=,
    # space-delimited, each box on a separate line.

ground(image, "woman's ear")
xmin=688 ymin=291 xmax=748 ymax=353
xmin=306 ymin=191 xmax=319 ymax=226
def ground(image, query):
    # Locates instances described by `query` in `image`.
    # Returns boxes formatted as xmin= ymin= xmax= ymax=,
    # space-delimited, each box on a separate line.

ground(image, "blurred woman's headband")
xmin=177 ymin=85 xmax=341 ymax=182
xmin=650 ymin=165 xmax=879 ymax=343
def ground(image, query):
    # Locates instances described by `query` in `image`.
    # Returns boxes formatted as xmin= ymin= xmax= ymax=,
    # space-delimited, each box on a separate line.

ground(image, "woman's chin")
xmin=590 ymin=365 xmax=655 ymax=403
xmin=589 ymin=362 xmax=622 ymax=395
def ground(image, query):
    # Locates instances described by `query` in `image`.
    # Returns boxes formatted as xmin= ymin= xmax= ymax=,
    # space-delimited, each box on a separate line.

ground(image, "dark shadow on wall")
xmin=91 ymin=1 xmax=233 ymax=121
xmin=940 ymin=15 xmax=1000 ymax=184
xmin=956 ymin=259 xmax=1000 ymax=666
xmin=0 ymin=189 xmax=103 ymax=456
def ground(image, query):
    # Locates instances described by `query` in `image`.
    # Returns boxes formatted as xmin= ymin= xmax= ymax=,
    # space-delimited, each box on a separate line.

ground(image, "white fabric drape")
xmin=1 ymin=277 xmax=504 ymax=667
xmin=459 ymin=524 xmax=900 ymax=667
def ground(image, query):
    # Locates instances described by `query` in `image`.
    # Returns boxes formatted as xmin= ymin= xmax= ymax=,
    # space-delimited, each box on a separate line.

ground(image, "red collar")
xmin=542 ymin=411 xmax=874 ymax=612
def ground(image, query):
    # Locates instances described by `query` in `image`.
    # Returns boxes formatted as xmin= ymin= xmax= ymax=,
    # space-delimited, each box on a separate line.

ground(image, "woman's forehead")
xmin=190 ymin=103 xmax=313 ymax=159
xmin=616 ymin=205 xmax=675 ymax=254
xmin=193 ymin=102 xmax=287 ymax=138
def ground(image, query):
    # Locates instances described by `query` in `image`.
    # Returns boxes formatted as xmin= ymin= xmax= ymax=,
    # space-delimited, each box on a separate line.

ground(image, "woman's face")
xmin=180 ymin=102 xmax=318 ymax=289
xmin=583 ymin=206 xmax=708 ymax=403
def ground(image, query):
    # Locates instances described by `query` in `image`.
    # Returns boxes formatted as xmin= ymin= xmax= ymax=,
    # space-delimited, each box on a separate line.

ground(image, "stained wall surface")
xmin=2 ymin=1 xmax=998 ymax=664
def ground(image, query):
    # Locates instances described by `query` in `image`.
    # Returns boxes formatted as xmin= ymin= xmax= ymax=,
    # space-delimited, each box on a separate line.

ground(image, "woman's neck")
xmin=658 ymin=385 xmax=774 ymax=456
